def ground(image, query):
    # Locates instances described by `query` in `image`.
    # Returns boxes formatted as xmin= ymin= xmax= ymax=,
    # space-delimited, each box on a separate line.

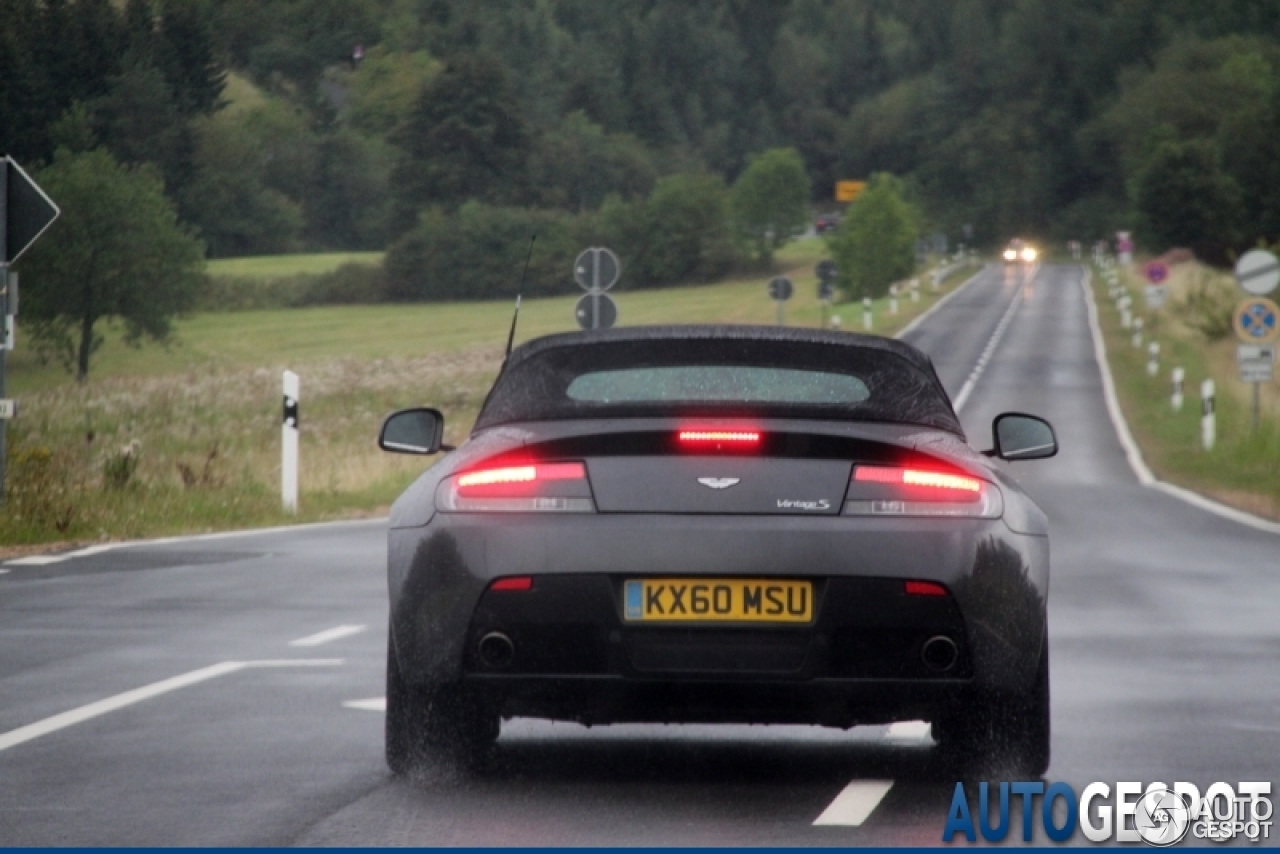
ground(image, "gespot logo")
xmin=943 ymin=780 xmax=1273 ymax=845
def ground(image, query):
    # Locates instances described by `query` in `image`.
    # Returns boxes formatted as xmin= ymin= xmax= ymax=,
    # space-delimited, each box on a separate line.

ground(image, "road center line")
xmin=952 ymin=266 xmax=1036 ymax=412
xmin=289 ymin=625 xmax=366 ymax=647
xmin=0 ymin=659 xmax=342 ymax=754
xmin=813 ymin=780 xmax=894 ymax=826
xmin=343 ymin=697 xmax=387 ymax=711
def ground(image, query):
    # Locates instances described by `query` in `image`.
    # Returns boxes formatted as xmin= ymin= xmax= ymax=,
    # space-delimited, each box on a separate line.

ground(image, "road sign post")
xmin=768 ymin=276 xmax=793 ymax=326
xmin=0 ymin=158 xmax=60 ymax=505
xmin=573 ymin=247 xmax=621 ymax=331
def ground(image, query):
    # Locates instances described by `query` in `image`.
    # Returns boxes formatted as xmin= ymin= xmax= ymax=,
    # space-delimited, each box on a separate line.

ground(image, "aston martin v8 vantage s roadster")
xmin=378 ymin=325 xmax=1057 ymax=775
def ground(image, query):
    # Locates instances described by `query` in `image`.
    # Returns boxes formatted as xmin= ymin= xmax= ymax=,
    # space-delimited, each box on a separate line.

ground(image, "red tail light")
xmin=905 ymin=580 xmax=949 ymax=597
xmin=678 ymin=429 xmax=761 ymax=445
xmin=439 ymin=462 xmax=594 ymax=513
xmin=490 ymin=576 xmax=533 ymax=592
xmin=844 ymin=466 xmax=1002 ymax=519
xmin=458 ymin=463 xmax=585 ymax=493
xmin=854 ymin=466 xmax=981 ymax=494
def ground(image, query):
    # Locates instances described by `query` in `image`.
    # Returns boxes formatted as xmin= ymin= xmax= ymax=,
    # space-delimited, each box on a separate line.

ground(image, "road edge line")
xmin=896 ymin=264 xmax=989 ymax=340
xmin=4 ymin=516 xmax=387 ymax=566
xmin=1080 ymin=267 xmax=1280 ymax=536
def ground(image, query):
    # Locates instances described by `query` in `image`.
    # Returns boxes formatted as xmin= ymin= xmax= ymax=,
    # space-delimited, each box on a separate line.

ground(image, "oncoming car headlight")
xmin=1003 ymin=249 xmax=1018 ymax=261
xmin=1021 ymin=247 xmax=1038 ymax=262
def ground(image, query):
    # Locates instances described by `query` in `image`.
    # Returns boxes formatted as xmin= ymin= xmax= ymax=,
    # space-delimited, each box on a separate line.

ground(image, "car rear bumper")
xmin=388 ymin=513 xmax=1047 ymax=706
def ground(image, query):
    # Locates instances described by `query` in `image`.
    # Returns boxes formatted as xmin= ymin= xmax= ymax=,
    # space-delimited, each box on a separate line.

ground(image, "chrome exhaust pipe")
xmin=921 ymin=635 xmax=958 ymax=672
xmin=477 ymin=631 xmax=516 ymax=669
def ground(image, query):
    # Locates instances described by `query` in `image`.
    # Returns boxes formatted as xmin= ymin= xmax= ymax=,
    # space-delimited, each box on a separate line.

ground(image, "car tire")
xmin=934 ymin=632 xmax=1050 ymax=778
xmin=385 ymin=629 xmax=499 ymax=776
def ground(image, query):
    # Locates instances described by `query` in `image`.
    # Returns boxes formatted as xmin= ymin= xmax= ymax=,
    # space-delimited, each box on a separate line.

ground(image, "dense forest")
xmin=4 ymin=0 xmax=1280 ymax=275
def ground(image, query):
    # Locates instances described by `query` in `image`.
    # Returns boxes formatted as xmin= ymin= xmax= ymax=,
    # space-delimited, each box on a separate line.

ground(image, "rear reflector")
xmin=678 ymin=430 xmax=761 ymax=444
xmin=490 ymin=576 xmax=533 ymax=592
xmin=905 ymin=580 xmax=948 ymax=597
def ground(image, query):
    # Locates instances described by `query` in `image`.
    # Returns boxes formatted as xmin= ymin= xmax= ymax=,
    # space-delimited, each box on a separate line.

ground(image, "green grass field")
xmin=1092 ymin=263 xmax=1280 ymax=519
xmin=1 ymin=246 xmax=979 ymax=551
xmin=205 ymin=251 xmax=385 ymax=279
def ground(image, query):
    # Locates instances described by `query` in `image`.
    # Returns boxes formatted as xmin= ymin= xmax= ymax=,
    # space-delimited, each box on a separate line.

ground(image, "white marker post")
xmin=282 ymin=370 xmax=299 ymax=513
xmin=1201 ymin=379 xmax=1215 ymax=451
xmin=1147 ymin=341 xmax=1160 ymax=376
xmin=931 ymin=271 xmax=940 ymax=293
xmin=862 ymin=297 xmax=873 ymax=331
xmin=830 ymin=315 xmax=841 ymax=330
xmin=910 ymin=279 xmax=919 ymax=303
xmin=889 ymin=285 xmax=898 ymax=316
xmin=1171 ymin=367 xmax=1184 ymax=411
xmin=1131 ymin=317 xmax=1144 ymax=348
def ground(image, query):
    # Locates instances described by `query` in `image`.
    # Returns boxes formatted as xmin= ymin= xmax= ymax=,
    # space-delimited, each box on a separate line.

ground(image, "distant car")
xmin=1003 ymin=239 xmax=1038 ymax=264
xmin=378 ymin=326 xmax=1057 ymax=776
xmin=815 ymin=213 xmax=841 ymax=234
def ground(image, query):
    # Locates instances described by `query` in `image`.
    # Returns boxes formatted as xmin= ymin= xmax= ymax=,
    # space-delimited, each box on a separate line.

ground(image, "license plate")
xmin=623 ymin=578 xmax=813 ymax=623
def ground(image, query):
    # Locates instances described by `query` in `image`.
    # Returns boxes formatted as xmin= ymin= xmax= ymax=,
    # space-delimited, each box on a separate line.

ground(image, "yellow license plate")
xmin=623 ymin=578 xmax=813 ymax=623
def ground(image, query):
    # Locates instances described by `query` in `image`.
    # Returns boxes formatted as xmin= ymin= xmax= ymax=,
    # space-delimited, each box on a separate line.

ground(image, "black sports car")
xmin=378 ymin=325 xmax=1056 ymax=775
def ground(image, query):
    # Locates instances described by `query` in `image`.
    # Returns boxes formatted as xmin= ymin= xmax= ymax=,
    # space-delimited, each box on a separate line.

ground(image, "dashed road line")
xmin=289 ymin=625 xmax=366 ymax=647
xmin=813 ymin=780 xmax=895 ymax=826
xmin=342 ymin=697 xmax=386 ymax=712
xmin=0 ymin=659 xmax=343 ymax=754
xmin=951 ymin=266 xmax=1036 ymax=412
xmin=883 ymin=720 xmax=931 ymax=742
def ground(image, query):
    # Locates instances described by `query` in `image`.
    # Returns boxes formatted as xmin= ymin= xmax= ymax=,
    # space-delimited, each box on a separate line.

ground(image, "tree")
xmin=1133 ymin=139 xmax=1245 ymax=262
xmin=730 ymin=147 xmax=811 ymax=264
xmin=827 ymin=173 xmax=918 ymax=301
xmin=388 ymin=53 xmax=530 ymax=229
xmin=18 ymin=148 xmax=204 ymax=381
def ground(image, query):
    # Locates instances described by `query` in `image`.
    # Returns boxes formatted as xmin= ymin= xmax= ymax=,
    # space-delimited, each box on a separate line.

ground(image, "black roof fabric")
xmin=478 ymin=325 xmax=961 ymax=434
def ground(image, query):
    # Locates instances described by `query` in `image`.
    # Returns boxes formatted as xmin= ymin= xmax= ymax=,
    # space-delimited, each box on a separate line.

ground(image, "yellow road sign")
xmin=835 ymin=180 xmax=866 ymax=203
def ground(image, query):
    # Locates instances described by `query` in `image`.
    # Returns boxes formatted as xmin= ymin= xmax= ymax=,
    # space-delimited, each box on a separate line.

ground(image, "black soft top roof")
xmin=504 ymin=324 xmax=939 ymax=373
xmin=478 ymin=324 xmax=962 ymax=435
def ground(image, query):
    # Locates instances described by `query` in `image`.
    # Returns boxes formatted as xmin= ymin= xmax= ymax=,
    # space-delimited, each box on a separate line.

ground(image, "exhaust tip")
xmin=921 ymin=635 xmax=958 ymax=672
xmin=478 ymin=631 xmax=516 ymax=669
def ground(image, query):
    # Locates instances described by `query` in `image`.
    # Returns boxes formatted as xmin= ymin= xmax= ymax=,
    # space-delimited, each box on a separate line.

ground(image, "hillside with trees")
xmin=4 ymin=0 xmax=1280 ymax=285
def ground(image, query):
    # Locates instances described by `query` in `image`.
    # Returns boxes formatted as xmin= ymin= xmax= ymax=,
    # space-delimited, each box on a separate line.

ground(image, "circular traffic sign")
xmin=768 ymin=276 xmax=793 ymax=301
xmin=574 ymin=247 xmax=620 ymax=291
xmin=817 ymin=280 xmax=835 ymax=302
xmin=575 ymin=293 xmax=617 ymax=330
xmin=1145 ymin=260 xmax=1169 ymax=285
xmin=1234 ymin=249 xmax=1280 ymax=296
xmin=1233 ymin=297 xmax=1280 ymax=343
xmin=815 ymin=260 xmax=838 ymax=282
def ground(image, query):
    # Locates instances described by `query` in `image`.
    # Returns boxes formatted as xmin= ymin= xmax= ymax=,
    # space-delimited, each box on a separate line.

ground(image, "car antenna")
xmin=503 ymin=234 xmax=536 ymax=364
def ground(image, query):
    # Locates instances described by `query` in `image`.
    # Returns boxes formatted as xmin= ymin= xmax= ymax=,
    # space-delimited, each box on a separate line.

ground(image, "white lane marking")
xmin=5 ymin=555 xmax=67 ymax=566
xmin=951 ymin=266 xmax=1036 ymax=413
xmin=289 ymin=624 xmax=367 ymax=647
xmin=813 ymin=780 xmax=895 ymax=826
xmin=1079 ymin=269 xmax=1280 ymax=536
xmin=2 ymin=517 xmax=386 ymax=566
xmin=0 ymin=659 xmax=342 ymax=754
xmin=895 ymin=265 xmax=990 ymax=340
xmin=343 ymin=697 xmax=386 ymax=712
xmin=0 ymin=569 xmax=9 ymax=575
xmin=883 ymin=720 xmax=931 ymax=741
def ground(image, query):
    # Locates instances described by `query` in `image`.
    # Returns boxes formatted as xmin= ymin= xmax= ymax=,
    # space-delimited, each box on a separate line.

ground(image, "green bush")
xmin=827 ymin=173 xmax=919 ymax=301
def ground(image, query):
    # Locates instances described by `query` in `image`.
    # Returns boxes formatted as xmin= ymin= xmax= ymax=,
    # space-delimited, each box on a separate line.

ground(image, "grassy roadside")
xmin=1 ymin=247 xmax=980 ymax=551
xmin=205 ymin=251 xmax=385 ymax=279
xmin=1090 ymin=260 xmax=1280 ymax=519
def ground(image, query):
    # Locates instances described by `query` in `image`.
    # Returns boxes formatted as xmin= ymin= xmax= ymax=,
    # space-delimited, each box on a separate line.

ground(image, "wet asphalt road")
xmin=2 ymin=263 xmax=1278 ymax=846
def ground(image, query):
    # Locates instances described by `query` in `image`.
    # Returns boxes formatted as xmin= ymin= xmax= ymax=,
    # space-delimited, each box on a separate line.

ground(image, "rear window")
xmin=566 ymin=366 xmax=870 ymax=405
xmin=475 ymin=337 xmax=960 ymax=433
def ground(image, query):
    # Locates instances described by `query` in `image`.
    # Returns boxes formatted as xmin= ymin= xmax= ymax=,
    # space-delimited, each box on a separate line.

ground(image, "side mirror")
xmin=378 ymin=408 xmax=444 ymax=455
xmin=988 ymin=412 xmax=1058 ymax=461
